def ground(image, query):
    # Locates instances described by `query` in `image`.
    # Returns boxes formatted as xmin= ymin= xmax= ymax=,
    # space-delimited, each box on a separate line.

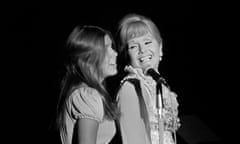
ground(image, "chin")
xmin=112 ymin=70 xmax=118 ymax=75
xmin=141 ymin=63 xmax=152 ymax=69
xmin=107 ymin=70 xmax=118 ymax=77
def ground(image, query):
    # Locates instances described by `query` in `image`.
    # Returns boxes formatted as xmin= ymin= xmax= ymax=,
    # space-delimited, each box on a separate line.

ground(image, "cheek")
xmin=151 ymin=44 xmax=162 ymax=56
xmin=128 ymin=52 xmax=138 ymax=62
xmin=102 ymin=64 xmax=110 ymax=77
xmin=128 ymin=49 xmax=138 ymax=57
xmin=102 ymin=58 xmax=108 ymax=70
xmin=150 ymin=44 xmax=158 ymax=52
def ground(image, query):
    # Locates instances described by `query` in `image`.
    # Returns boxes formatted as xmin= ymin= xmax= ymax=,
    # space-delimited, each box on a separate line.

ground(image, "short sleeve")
xmin=70 ymin=86 xmax=104 ymax=122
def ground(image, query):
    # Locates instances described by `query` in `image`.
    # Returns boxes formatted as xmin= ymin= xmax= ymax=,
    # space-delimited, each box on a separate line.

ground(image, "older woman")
xmin=116 ymin=14 xmax=180 ymax=144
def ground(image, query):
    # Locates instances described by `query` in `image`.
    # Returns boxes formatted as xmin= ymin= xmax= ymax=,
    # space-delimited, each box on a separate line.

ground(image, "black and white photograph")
xmin=7 ymin=1 xmax=233 ymax=144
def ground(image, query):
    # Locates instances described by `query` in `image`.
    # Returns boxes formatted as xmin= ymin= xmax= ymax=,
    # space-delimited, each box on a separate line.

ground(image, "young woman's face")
xmin=127 ymin=32 xmax=162 ymax=72
xmin=102 ymin=35 xmax=118 ymax=78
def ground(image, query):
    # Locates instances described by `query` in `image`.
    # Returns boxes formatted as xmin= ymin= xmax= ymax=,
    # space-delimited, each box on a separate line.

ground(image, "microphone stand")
xmin=146 ymin=68 xmax=164 ymax=144
xmin=156 ymin=81 xmax=164 ymax=144
xmin=146 ymin=68 xmax=177 ymax=144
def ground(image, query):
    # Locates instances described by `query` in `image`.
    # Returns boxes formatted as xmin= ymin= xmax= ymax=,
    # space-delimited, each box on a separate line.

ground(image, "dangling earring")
xmin=159 ymin=44 xmax=163 ymax=62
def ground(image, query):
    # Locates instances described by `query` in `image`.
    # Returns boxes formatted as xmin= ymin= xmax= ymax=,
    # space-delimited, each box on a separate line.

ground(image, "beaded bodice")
xmin=122 ymin=66 xmax=180 ymax=144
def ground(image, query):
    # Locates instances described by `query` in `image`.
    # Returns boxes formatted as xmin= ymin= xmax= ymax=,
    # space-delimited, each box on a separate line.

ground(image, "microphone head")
xmin=144 ymin=67 xmax=154 ymax=75
xmin=145 ymin=67 xmax=169 ymax=87
xmin=145 ymin=68 xmax=161 ymax=82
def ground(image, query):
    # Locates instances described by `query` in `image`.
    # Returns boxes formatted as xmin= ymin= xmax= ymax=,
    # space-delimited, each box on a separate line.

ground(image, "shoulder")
xmin=119 ymin=76 xmax=140 ymax=91
xmin=70 ymin=84 xmax=104 ymax=122
xmin=117 ymin=76 xmax=141 ymax=101
xmin=72 ymin=85 xmax=103 ymax=107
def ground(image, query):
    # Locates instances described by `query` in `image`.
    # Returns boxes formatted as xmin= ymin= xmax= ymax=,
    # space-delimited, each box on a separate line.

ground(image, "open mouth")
xmin=110 ymin=63 xmax=116 ymax=66
xmin=139 ymin=55 xmax=152 ymax=63
xmin=109 ymin=62 xmax=117 ymax=67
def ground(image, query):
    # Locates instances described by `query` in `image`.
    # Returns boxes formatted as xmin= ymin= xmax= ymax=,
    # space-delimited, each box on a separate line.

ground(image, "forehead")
xmin=128 ymin=33 xmax=154 ymax=44
xmin=126 ymin=22 xmax=150 ymax=40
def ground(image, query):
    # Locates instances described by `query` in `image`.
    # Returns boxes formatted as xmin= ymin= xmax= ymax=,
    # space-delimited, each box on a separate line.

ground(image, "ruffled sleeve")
xmin=162 ymin=85 xmax=179 ymax=114
xmin=70 ymin=86 xmax=104 ymax=122
xmin=162 ymin=85 xmax=181 ymax=131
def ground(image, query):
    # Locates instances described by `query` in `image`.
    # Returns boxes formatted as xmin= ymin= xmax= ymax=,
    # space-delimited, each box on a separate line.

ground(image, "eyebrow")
xmin=128 ymin=37 xmax=152 ymax=44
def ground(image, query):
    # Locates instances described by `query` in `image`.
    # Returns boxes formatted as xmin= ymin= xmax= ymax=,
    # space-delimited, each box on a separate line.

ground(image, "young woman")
xmin=56 ymin=25 xmax=119 ymax=144
xmin=116 ymin=14 xmax=181 ymax=144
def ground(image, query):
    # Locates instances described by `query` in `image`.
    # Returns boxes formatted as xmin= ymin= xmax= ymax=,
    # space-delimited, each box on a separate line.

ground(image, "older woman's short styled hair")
xmin=118 ymin=14 xmax=163 ymax=53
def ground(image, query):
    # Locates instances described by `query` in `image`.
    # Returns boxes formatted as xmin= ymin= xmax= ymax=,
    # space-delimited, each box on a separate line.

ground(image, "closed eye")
xmin=129 ymin=45 xmax=138 ymax=50
xmin=145 ymin=41 xmax=152 ymax=45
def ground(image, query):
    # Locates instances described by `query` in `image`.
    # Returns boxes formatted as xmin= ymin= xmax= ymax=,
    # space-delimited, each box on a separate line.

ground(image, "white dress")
xmin=117 ymin=66 xmax=180 ymax=144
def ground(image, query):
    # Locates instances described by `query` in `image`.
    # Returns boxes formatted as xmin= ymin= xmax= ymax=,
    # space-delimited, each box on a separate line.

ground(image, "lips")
xmin=139 ymin=55 xmax=152 ymax=63
xmin=109 ymin=61 xmax=117 ymax=67
xmin=109 ymin=63 xmax=116 ymax=66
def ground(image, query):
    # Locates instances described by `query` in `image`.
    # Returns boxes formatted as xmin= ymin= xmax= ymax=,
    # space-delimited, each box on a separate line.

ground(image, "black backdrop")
xmin=6 ymin=1 xmax=233 ymax=144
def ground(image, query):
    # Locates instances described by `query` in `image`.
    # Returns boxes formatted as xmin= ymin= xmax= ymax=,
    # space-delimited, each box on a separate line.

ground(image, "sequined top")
xmin=117 ymin=66 xmax=180 ymax=144
xmin=60 ymin=83 xmax=116 ymax=144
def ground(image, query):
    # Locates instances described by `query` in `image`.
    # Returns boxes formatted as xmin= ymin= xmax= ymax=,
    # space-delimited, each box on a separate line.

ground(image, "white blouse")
xmin=60 ymin=83 xmax=116 ymax=144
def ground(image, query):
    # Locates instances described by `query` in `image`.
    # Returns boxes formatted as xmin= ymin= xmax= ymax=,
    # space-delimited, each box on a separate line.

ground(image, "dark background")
xmin=6 ymin=1 xmax=234 ymax=144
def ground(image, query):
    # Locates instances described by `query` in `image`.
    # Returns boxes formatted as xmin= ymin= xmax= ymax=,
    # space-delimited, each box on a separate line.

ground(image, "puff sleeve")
xmin=70 ymin=86 xmax=104 ymax=122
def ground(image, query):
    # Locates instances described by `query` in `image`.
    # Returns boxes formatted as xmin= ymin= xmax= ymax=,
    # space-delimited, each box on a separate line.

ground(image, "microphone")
xmin=145 ymin=68 xmax=161 ymax=83
xmin=145 ymin=68 xmax=169 ymax=109
xmin=145 ymin=68 xmax=169 ymax=87
xmin=145 ymin=68 xmax=163 ymax=109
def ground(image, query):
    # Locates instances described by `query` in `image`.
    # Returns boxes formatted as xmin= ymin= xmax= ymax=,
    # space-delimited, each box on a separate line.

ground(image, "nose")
xmin=112 ymin=49 xmax=118 ymax=57
xmin=138 ymin=44 xmax=145 ymax=54
xmin=109 ymin=49 xmax=117 ymax=59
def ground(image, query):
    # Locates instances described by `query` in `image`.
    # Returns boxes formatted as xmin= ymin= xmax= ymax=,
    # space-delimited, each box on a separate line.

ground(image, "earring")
xmin=159 ymin=56 xmax=162 ymax=61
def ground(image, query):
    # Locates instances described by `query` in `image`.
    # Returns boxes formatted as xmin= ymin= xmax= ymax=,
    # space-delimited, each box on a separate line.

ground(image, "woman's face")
xmin=127 ymin=32 xmax=162 ymax=72
xmin=102 ymin=35 xmax=118 ymax=78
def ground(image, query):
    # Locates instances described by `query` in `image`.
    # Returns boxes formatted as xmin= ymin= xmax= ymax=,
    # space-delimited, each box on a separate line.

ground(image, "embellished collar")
xmin=123 ymin=65 xmax=156 ymax=87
